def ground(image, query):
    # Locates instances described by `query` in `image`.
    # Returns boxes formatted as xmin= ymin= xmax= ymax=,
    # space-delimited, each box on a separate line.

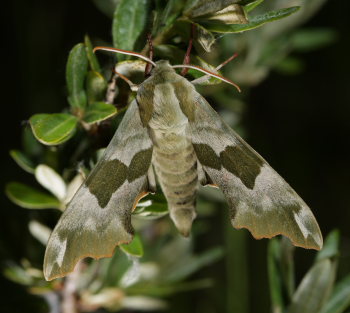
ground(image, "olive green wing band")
xmin=44 ymin=101 xmax=154 ymax=280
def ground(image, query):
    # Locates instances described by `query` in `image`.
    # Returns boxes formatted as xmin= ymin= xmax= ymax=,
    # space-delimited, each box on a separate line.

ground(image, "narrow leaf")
xmin=164 ymin=247 xmax=224 ymax=282
xmin=154 ymin=0 xmax=187 ymax=34
xmin=84 ymin=35 xmax=101 ymax=72
xmin=29 ymin=113 xmax=78 ymax=145
xmin=127 ymin=279 xmax=213 ymax=297
xmin=202 ymin=6 xmax=300 ymax=33
xmin=112 ymin=0 xmax=149 ymax=60
xmin=290 ymin=28 xmax=337 ymax=52
xmin=5 ymin=182 xmax=60 ymax=209
xmin=35 ymin=164 xmax=67 ymax=201
xmin=9 ymin=150 xmax=35 ymax=174
xmin=287 ymin=259 xmax=336 ymax=313
xmin=320 ymin=274 xmax=350 ymax=313
xmin=66 ymin=43 xmax=88 ymax=109
xmin=120 ymin=234 xmax=144 ymax=257
xmin=83 ymin=102 xmax=117 ymax=124
xmin=267 ymin=238 xmax=285 ymax=313
xmin=133 ymin=200 xmax=168 ymax=219
xmin=244 ymin=0 xmax=264 ymax=13
xmin=316 ymin=230 xmax=340 ymax=262
xmin=29 ymin=220 xmax=52 ymax=245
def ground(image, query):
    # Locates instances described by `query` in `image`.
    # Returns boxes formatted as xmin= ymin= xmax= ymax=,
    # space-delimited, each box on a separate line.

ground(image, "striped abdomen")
xmin=152 ymin=130 xmax=198 ymax=237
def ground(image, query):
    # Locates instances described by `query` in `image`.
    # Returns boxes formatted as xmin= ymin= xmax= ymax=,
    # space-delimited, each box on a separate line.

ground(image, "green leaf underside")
xmin=10 ymin=150 xmax=35 ymax=173
xmin=86 ymin=71 xmax=107 ymax=104
xmin=112 ymin=0 xmax=148 ymax=60
xmin=202 ymin=6 xmax=300 ymax=33
xmin=6 ymin=182 xmax=60 ymax=209
xmin=120 ymin=234 xmax=144 ymax=257
xmin=84 ymin=102 xmax=117 ymax=124
xmin=30 ymin=113 xmax=78 ymax=145
xmin=287 ymin=259 xmax=335 ymax=313
xmin=320 ymin=274 xmax=350 ymax=313
xmin=66 ymin=43 xmax=88 ymax=109
xmin=133 ymin=202 xmax=169 ymax=219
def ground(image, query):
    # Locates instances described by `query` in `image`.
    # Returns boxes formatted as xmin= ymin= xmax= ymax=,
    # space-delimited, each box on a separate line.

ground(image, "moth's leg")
xmin=197 ymin=161 xmax=207 ymax=185
xmin=147 ymin=164 xmax=157 ymax=193
xmin=181 ymin=24 xmax=196 ymax=76
xmin=197 ymin=161 xmax=218 ymax=188
xmin=144 ymin=33 xmax=154 ymax=77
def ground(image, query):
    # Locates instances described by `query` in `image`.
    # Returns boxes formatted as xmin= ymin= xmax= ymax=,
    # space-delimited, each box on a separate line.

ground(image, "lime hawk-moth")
xmin=44 ymin=47 xmax=323 ymax=281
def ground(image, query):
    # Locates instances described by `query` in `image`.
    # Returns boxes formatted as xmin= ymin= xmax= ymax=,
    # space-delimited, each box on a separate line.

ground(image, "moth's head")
xmin=151 ymin=60 xmax=175 ymax=75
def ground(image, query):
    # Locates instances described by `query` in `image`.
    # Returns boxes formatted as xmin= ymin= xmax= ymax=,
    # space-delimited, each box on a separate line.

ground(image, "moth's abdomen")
xmin=152 ymin=137 xmax=198 ymax=237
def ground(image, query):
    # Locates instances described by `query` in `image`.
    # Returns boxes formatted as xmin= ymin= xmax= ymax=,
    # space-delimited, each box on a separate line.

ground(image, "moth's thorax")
xmin=137 ymin=60 xmax=195 ymax=133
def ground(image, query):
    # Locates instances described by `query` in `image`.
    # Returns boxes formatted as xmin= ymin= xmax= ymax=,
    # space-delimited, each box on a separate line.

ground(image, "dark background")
xmin=1 ymin=1 xmax=350 ymax=312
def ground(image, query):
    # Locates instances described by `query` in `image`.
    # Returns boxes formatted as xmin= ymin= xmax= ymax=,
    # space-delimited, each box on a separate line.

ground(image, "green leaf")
xmin=35 ymin=164 xmax=67 ymax=201
xmin=66 ymin=43 xmax=88 ymax=110
xmin=127 ymin=279 xmax=213 ymax=297
xmin=29 ymin=220 xmax=52 ymax=246
xmin=30 ymin=113 xmax=78 ymax=145
xmin=202 ymin=6 xmax=300 ymax=33
xmin=244 ymin=0 xmax=264 ymax=13
xmin=280 ymin=238 xmax=295 ymax=300
xmin=9 ymin=150 xmax=35 ymax=174
xmin=163 ymin=247 xmax=224 ymax=282
xmin=120 ymin=234 xmax=144 ymax=257
xmin=287 ymin=259 xmax=336 ymax=313
xmin=267 ymin=238 xmax=285 ymax=313
xmin=112 ymin=0 xmax=149 ymax=60
xmin=320 ymin=274 xmax=350 ymax=313
xmin=290 ymin=28 xmax=337 ymax=52
xmin=86 ymin=71 xmax=107 ymax=104
xmin=4 ymin=263 xmax=34 ymax=286
xmin=133 ymin=200 xmax=168 ymax=219
xmin=84 ymin=34 xmax=101 ymax=72
xmin=5 ymin=182 xmax=60 ymax=209
xmin=83 ymin=102 xmax=117 ymax=124
xmin=316 ymin=230 xmax=340 ymax=262
xmin=154 ymin=0 xmax=187 ymax=34
xmin=92 ymin=0 xmax=120 ymax=18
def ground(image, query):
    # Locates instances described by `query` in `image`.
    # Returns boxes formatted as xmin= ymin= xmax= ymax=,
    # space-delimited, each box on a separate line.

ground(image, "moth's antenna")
xmin=216 ymin=53 xmax=239 ymax=71
xmin=113 ymin=69 xmax=138 ymax=92
xmin=190 ymin=53 xmax=239 ymax=86
xmin=172 ymin=64 xmax=241 ymax=92
xmin=93 ymin=46 xmax=157 ymax=67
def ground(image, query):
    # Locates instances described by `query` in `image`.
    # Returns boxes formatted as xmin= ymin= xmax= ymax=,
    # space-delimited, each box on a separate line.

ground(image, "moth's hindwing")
xmin=183 ymin=88 xmax=323 ymax=250
xmin=44 ymin=100 xmax=154 ymax=281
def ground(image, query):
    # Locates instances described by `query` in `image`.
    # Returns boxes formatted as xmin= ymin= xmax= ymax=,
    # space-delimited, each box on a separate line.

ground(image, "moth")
xmin=44 ymin=47 xmax=323 ymax=281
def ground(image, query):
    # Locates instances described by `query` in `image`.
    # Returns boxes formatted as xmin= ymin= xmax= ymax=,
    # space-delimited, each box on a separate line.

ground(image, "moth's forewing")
xmin=44 ymin=101 xmax=154 ymax=281
xmin=179 ymin=82 xmax=323 ymax=250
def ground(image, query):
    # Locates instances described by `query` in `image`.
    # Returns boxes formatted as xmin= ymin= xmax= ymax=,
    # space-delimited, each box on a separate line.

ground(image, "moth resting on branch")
xmin=44 ymin=47 xmax=323 ymax=281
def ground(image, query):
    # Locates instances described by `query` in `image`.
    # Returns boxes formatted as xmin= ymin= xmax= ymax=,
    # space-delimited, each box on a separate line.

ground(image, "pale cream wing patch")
xmin=44 ymin=101 xmax=154 ymax=281
xmin=185 ymin=92 xmax=323 ymax=250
